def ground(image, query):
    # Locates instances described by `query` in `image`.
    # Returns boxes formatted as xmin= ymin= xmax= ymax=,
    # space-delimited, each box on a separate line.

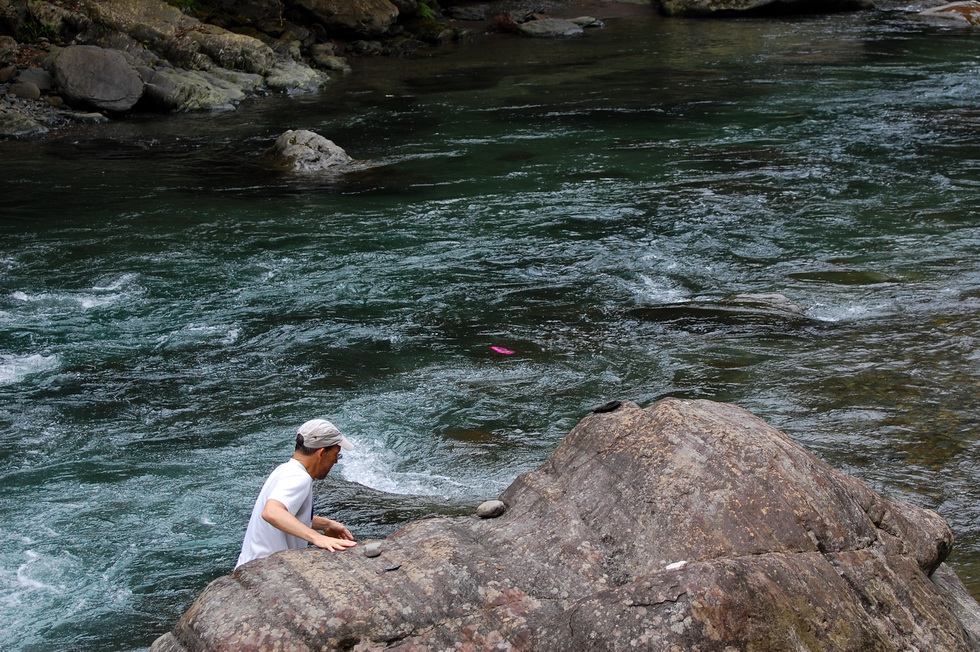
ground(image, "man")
xmin=235 ymin=418 xmax=357 ymax=569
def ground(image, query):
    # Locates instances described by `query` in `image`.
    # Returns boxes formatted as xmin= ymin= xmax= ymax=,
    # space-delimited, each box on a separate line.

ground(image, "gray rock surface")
xmin=52 ymin=45 xmax=143 ymax=112
xmin=151 ymin=398 xmax=980 ymax=651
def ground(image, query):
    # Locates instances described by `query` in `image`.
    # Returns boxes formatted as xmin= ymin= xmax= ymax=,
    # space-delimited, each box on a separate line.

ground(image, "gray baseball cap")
xmin=297 ymin=419 xmax=355 ymax=450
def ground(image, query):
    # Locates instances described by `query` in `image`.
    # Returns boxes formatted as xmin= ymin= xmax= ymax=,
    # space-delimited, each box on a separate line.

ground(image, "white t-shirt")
xmin=236 ymin=458 xmax=313 ymax=569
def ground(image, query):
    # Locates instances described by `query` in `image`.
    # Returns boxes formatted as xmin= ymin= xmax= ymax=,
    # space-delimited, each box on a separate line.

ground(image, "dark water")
xmin=1 ymin=8 xmax=979 ymax=650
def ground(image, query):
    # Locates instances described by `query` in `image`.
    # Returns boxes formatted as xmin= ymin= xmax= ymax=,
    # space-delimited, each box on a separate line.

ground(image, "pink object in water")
xmin=491 ymin=346 xmax=515 ymax=355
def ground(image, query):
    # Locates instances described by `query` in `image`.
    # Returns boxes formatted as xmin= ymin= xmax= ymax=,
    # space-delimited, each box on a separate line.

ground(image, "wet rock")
xmin=0 ymin=108 xmax=47 ymax=137
xmin=0 ymin=65 xmax=15 ymax=83
xmin=629 ymin=292 xmax=812 ymax=331
xmin=723 ymin=292 xmax=808 ymax=316
xmin=53 ymin=45 xmax=143 ymax=112
xmin=151 ymin=398 xmax=980 ymax=651
xmin=266 ymin=129 xmax=355 ymax=173
xmin=517 ymin=17 xmax=584 ymax=37
xmin=475 ymin=499 xmax=506 ymax=518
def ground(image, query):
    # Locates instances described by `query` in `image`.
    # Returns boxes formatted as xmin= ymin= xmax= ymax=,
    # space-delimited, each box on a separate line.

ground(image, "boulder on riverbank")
xmin=53 ymin=45 xmax=143 ymax=112
xmin=150 ymin=398 xmax=980 ymax=651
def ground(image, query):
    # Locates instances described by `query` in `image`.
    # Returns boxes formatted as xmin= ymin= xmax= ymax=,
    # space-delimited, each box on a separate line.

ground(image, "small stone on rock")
xmin=363 ymin=542 xmax=383 ymax=558
xmin=476 ymin=500 xmax=507 ymax=519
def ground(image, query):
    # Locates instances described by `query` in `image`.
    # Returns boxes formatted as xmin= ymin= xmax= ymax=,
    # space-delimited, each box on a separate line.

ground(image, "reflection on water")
xmin=1 ymin=8 xmax=979 ymax=651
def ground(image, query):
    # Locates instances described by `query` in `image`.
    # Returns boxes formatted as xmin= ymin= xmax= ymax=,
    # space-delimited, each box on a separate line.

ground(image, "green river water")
xmin=1 ymin=8 xmax=978 ymax=650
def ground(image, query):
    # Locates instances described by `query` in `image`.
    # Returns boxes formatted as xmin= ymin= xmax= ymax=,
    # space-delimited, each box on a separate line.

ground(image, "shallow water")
xmin=1 ymin=8 xmax=979 ymax=650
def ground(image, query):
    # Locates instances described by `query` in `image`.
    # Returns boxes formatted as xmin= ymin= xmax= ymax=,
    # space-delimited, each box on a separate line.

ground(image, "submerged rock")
xmin=629 ymin=292 xmax=813 ymax=331
xmin=151 ymin=398 xmax=980 ymax=651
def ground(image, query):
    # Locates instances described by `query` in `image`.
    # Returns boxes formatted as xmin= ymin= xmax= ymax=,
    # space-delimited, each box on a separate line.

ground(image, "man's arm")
xmin=261 ymin=500 xmax=357 ymax=552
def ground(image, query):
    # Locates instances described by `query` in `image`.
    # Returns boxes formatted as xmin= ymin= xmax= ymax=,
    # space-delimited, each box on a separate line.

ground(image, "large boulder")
xmin=660 ymin=0 xmax=873 ymax=17
xmin=288 ymin=0 xmax=400 ymax=37
xmin=151 ymin=399 xmax=980 ymax=651
xmin=52 ymin=45 xmax=143 ymax=112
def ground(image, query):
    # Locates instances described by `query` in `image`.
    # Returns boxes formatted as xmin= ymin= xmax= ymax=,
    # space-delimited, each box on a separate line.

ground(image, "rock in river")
xmin=266 ymin=129 xmax=355 ymax=173
xmin=151 ymin=398 xmax=980 ymax=651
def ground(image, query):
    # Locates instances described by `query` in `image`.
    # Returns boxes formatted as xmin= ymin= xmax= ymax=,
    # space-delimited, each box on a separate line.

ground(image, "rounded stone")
xmin=9 ymin=82 xmax=41 ymax=101
xmin=363 ymin=542 xmax=383 ymax=558
xmin=53 ymin=45 xmax=144 ymax=113
xmin=476 ymin=500 xmax=507 ymax=519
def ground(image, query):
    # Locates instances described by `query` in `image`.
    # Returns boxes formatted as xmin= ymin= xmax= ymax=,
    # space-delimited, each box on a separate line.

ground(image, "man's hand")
xmin=313 ymin=516 xmax=354 ymax=541
xmin=311 ymin=533 xmax=358 ymax=552
xmin=325 ymin=519 xmax=354 ymax=541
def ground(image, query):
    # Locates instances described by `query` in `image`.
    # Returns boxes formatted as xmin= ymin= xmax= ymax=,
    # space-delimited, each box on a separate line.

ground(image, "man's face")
xmin=314 ymin=445 xmax=342 ymax=479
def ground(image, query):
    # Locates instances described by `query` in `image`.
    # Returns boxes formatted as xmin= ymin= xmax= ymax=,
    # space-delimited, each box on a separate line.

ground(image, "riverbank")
xmin=0 ymin=0 xmax=656 ymax=139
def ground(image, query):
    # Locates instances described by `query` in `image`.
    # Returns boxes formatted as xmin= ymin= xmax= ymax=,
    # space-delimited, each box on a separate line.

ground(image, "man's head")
xmin=296 ymin=419 xmax=355 ymax=453
xmin=294 ymin=419 xmax=355 ymax=479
